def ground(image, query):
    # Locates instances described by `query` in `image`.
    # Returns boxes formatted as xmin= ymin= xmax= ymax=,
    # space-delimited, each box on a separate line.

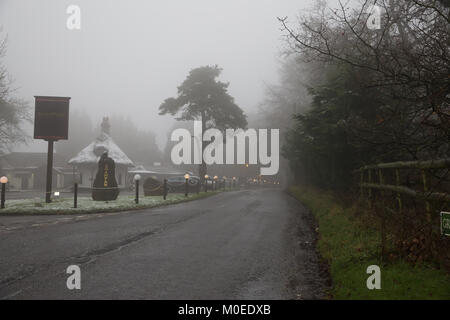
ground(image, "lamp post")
xmin=1 ymin=176 xmax=8 ymax=209
xmin=232 ymin=177 xmax=236 ymax=189
xmin=213 ymin=176 xmax=218 ymax=191
xmin=163 ymin=178 xmax=168 ymax=200
xmin=73 ymin=173 xmax=80 ymax=208
xmin=196 ymin=176 xmax=200 ymax=194
xmin=204 ymin=174 xmax=208 ymax=192
xmin=134 ymin=174 xmax=141 ymax=204
xmin=223 ymin=176 xmax=227 ymax=190
xmin=184 ymin=173 xmax=190 ymax=197
xmin=74 ymin=182 xmax=78 ymax=208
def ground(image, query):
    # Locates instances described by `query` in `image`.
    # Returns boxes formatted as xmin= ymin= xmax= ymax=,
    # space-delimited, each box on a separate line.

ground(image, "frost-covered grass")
xmin=0 ymin=191 xmax=221 ymax=215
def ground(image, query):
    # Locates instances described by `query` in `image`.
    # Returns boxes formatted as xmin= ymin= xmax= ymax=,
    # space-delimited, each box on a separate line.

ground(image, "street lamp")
xmin=232 ymin=176 xmax=236 ymax=188
xmin=134 ymin=174 xmax=141 ymax=204
xmin=204 ymin=174 xmax=209 ymax=192
xmin=1 ymin=176 xmax=8 ymax=209
xmin=184 ymin=173 xmax=190 ymax=197
xmin=163 ymin=178 xmax=168 ymax=200
xmin=223 ymin=176 xmax=227 ymax=190
xmin=213 ymin=176 xmax=218 ymax=191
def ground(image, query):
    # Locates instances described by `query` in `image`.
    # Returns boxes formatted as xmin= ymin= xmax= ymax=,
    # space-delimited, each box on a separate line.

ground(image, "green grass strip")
xmin=288 ymin=185 xmax=450 ymax=300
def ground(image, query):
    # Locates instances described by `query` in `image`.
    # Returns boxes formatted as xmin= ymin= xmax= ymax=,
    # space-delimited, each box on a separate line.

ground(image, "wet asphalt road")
xmin=0 ymin=188 xmax=327 ymax=299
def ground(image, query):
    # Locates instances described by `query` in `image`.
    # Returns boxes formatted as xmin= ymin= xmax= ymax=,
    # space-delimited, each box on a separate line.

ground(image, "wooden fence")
xmin=356 ymin=158 xmax=450 ymax=261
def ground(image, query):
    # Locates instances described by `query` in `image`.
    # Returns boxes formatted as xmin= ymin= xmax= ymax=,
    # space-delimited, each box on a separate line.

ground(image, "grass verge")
xmin=288 ymin=185 xmax=450 ymax=299
xmin=0 ymin=191 xmax=223 ymax=215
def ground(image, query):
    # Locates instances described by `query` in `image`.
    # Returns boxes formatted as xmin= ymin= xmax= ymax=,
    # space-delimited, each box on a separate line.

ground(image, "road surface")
xmin=0 ymin=188 xmax=328 ymax=299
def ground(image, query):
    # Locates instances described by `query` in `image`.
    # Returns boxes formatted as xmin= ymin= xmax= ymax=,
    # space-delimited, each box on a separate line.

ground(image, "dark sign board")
xmin=34 ymin=96 xmax=70 ymax=140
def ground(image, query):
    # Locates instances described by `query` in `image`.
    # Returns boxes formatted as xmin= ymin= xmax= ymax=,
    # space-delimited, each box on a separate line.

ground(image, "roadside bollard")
xmin=163 ymin=179 xmax=168 ymax=200
xmin=0 ymin=176 xmax=7 ymax=209
xmin=134 ymin=174 xmax=141 ymax=204
xmin=74 ymin=183 xmax=78 ymax=208
xmin=184 ymin=173 xmax=190 ymax=197
xmin=204 ymin=175 xmax=209 ymax=193
xmin=214 ymin=176 xmax=218 ymax=191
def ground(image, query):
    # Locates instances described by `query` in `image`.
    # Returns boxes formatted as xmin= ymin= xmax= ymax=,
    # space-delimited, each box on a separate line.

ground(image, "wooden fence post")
xmin=421 ymin=169 xmax=433 ymax=252
xmin=421 ymin=169 xmax=432 ymax=224
xmin=368 ymin=169 xmax=372 ymax=210
xmin=379 ymin=169 xmax=387 ymax=262
xmin=395 ymin=168 xmax=402 ymax=214
xmin=360 ymin=170 xmax=364 ymax=209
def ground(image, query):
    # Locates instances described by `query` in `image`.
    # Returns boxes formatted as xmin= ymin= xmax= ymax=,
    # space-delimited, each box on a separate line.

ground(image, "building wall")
xmin=4 ymin=170 xmax=70 ymax=191
xmin=2 ymin=171 xmax=35 ymax=191
xmin=6 ymin=173 xmax=24 ymax=190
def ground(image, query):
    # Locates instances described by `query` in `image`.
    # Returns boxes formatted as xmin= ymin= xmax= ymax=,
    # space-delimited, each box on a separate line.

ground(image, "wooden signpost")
xmin=34 ymin=96 xmax=70 ymax=203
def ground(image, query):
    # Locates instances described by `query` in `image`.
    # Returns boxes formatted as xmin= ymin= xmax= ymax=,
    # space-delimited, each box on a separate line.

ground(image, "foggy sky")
xmin=0 ymin=0 xmax=314 ymax=152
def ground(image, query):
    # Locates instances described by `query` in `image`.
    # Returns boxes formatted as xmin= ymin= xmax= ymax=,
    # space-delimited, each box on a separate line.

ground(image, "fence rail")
xmin=356 ymin=158 xmax=450 ymax=171
xmin=358 ymin=158 xmax=450 ymax=205
xmin=356 ymin=158 xmax=450 ymax=261
xmin=360 ymin=183 xmax=450 ymax=202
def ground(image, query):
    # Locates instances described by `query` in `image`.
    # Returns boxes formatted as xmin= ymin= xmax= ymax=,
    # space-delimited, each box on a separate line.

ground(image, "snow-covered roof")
xmin=68 ymin=132 xmax=134 ymax=166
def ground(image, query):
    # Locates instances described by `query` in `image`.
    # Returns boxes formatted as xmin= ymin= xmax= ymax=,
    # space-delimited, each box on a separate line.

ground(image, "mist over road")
xmin=0 ymin=189 xmax=327 ymax=299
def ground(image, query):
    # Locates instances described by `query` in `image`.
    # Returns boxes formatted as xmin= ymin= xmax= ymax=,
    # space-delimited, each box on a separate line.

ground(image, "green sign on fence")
xmin=441 ymin=212 xmax=450 ymax=236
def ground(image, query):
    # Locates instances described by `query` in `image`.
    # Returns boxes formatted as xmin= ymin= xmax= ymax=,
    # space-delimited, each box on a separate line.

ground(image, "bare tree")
xmin=278 ymin=0 xmax=450 ymax=160
xmin=0 ymin=33 xmax=30 ymax=153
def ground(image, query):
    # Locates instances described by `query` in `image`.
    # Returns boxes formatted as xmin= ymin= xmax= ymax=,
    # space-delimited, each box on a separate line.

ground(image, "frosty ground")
xmin=0 ymin=192 xmax=219 ymax=215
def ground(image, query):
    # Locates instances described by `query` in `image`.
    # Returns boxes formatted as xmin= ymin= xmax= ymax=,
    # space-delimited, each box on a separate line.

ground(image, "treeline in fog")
xmin=259 ymin=0 xmax=450 ymax=191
